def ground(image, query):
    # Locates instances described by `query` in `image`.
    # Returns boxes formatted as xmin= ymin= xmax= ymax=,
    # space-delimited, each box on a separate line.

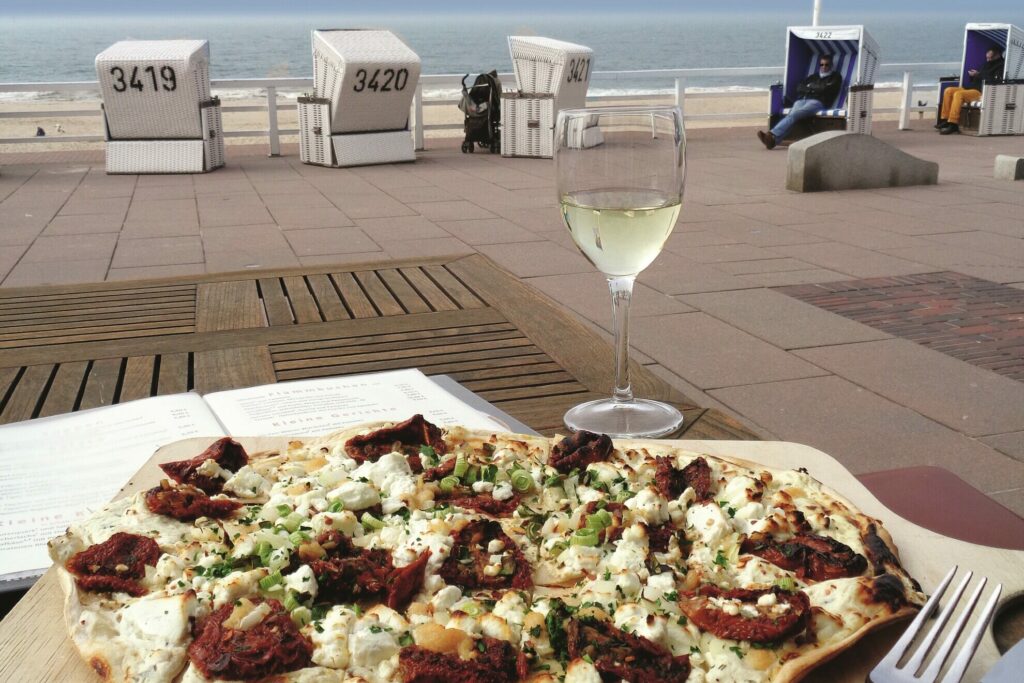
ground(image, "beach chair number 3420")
xmin=352 ymin=68 xmax=410 ymax=93
xmin=109 ymin=66 xmax=177 ymax=93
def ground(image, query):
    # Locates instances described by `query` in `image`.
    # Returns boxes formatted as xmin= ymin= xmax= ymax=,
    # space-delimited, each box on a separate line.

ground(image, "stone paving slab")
xmin=709 ymin=376 xmax=1024 ymax=514
xmin=679 ymin=289 xmax=890 ymax=349
xmin=795 ymin=339 xmax=1024 ymax=438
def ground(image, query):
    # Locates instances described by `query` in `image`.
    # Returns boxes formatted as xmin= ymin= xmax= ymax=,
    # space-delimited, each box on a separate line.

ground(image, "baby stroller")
xmin=459 ymin=71 xmax=502 ymax=153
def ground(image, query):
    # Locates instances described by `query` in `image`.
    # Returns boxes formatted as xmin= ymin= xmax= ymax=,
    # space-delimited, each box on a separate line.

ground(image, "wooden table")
xmin=0 ymin=253 xmax=753 ymax=439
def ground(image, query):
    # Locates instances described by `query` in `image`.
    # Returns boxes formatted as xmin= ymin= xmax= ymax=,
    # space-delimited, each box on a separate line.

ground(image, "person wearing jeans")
xmin=758 ymin=54 xmax=843 ymax=149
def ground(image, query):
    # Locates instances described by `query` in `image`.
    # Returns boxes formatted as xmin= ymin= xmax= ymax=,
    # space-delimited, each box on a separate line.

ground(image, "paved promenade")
xmin=2 ymin=121 xmax=1023 ymax=514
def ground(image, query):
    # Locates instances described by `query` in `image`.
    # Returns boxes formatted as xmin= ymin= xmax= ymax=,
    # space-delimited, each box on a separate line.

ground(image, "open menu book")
xmin=0 ymin=369 xmax=510 ymax=588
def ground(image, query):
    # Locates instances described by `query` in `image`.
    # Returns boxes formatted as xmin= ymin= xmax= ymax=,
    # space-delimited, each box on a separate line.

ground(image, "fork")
xmin=868 ymin=566 xmax=1003 ymax=683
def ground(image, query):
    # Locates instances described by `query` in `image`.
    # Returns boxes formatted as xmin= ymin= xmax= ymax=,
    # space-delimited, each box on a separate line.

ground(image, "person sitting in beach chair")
xmin=937 ymin=46 xmax=1005 ymax=135
xmin=758 ymin=54 xmax=842 ymax=149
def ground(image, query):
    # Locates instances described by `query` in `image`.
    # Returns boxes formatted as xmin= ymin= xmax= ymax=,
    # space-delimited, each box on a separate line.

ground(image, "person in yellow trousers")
xmin=937 ymin=46 xmax=1005 ymax=134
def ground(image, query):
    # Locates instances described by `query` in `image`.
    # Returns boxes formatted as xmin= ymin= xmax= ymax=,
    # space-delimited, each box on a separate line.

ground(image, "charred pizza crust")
xmin=49 ymin=419 xmax=924 ymax=683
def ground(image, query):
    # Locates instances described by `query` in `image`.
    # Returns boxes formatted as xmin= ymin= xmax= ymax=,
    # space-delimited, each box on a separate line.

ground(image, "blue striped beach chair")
xmin=769 ymin=26 xmax=880 ymax=141
xmin=939 ymin=23 xmax=1024 ymax=136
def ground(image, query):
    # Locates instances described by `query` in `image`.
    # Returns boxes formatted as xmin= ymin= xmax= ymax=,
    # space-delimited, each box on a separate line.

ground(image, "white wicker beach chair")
xmin=298 ymin=29 xmax=421 ymax=167
xmin=940 ymin=23 xmax=1024 ymax=136
xmin=769 ymin=26 xmax=880 ymax=140
xmin=96 ymin=40 xmax=224 ymax=174
xmin=502 ymin=36 xmax=596 ymax=158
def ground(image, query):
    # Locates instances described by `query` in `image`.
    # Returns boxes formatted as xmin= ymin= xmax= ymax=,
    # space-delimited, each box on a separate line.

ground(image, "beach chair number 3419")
xmin=108 ymin=66 xmax=177 ymax=93
xmin=352 ymin=68 xmax=410 ymax=93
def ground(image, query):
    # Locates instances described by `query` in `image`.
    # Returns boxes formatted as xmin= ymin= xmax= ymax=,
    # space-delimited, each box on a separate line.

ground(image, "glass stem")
xmin=608 ymin=275 xmax=635 ymax=404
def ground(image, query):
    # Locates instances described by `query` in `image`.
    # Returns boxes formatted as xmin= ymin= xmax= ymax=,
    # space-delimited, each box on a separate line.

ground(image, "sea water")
xmin=2 ymin=10 xmax=1022 ymax=102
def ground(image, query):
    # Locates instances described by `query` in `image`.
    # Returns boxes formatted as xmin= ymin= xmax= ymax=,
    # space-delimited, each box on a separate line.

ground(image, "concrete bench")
xmin=787 ymin=131 xmax=938 ymax=192
xmin=994 ymin=155 xmax=1024 ymax=180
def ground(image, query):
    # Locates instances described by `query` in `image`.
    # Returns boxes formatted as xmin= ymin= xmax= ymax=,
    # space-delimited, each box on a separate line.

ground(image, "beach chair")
xmin=769 ymin=26 xmax=880 ymax=141
xmin=96 ymin=40 xmax=224 ymax=174
xmin=298 ymin=29 xmax=421 ymax=167
xmin=501 ymin=36 xmax=597 ymax=158
xmin=938 ymin=23 xmax=1024 ymax=136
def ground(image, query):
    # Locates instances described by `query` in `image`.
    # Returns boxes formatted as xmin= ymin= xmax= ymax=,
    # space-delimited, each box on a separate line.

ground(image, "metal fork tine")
xmin=938 ymin=583 xmax=1002 ymax=683
xmin=903 ymin=571 xmax=973 ymax=675
xmin=919 ymin=577 xmax=987 ymax=682
xmin=875 ymin=565 xmax=957 ymax=669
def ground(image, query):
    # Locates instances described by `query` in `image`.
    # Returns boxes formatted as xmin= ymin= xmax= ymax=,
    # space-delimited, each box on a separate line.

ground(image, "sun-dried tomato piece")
xmin=446 ymin=492 xmax=521 ymax=517
xmin=309 ymin=530 xmax=393 ymax=602
xmin=422 ymin=457 xmax=456 ymax=482
xmin=387 ymin=550 xmax=430 ymax=611
xmin=144 ymin=481 xmax=242 ymax=521
xmin=549 ymin=430 xmax=613 ymax=474
xmin=344 ymin=414 xmax=446 ymax=462
xmin=741 ymin=533 xmax=867 ymax=581
xmin=567 ymin=617 xmax=690 ymax=683
xmin=66 ymin=532 xmax=161 ymax=595
xmin=678 ymin=585 xmax=811 ymax=643
xmin=439 ymin=520 xmax=531 ymax=590
xmin=399 ymin=637 xmax=520 ymax=683
xmin=159 ymin=437 xmax=248 ymax=494
xmin=188 ymin=598 xmax=312 ymax=680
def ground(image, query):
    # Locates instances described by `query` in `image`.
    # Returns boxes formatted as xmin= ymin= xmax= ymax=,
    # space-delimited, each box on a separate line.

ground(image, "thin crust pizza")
xmin=48 ymin=415 xmax=925 ymax=683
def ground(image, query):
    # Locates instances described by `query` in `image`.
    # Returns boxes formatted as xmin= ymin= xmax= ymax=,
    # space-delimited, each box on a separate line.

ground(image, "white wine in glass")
xmin=555 ymin=106 xmax=686 ymax=438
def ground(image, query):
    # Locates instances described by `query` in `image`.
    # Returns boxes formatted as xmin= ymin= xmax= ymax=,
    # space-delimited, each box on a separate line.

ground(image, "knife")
xmin=982 ymin=638 xmax=1024 ymax=682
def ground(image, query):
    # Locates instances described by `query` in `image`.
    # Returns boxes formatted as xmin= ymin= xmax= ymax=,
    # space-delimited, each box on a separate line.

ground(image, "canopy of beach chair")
xmin=783 ymin=26 xmax=879 ymax=111
xmin=961 ymin=23 xmax=1023 ymax=86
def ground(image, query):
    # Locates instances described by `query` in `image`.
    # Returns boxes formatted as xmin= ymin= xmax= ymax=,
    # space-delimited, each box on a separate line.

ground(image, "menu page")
xmin=0 ymin=394 xmax=226 ymax=583
xmin=202 ymin=369 xmax=508 ymax=436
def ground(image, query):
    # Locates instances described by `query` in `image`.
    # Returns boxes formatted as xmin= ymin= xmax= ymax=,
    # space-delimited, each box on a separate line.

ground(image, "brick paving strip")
xmin=776 ymin=272 xmax=1024 ymax=382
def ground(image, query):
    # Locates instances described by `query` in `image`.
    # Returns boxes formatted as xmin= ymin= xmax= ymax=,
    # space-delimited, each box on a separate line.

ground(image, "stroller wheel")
xmin=461 ymin=141 xmax=473 ymax=153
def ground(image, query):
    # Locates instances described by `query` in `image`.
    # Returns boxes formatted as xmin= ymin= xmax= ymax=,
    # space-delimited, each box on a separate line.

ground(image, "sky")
xmin=5 ymin=0 xmax=1023 ymax=15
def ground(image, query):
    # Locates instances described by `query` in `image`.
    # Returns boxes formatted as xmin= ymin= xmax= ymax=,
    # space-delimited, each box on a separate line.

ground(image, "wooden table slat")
xmin=271 ymin=329 xmax=524 ymax=363
xmin=269 ymin=321 xmax=515 ymax=355
xmin=195 ymin=281 xmax=263 ymax=332
xmin=422 ymin=264 xmax=486 ymax=309
xmin=330 ymin=272 xmax=377 ymax=319
xmin=0 ymin=297 xmax=195 ymax=323
xmin=0 ymin=284 xmax=195 ymax=305
xmin=37 ymin=362 xmax=89 ymax=418
xmin=0 ymin=325 xmax=195 ymax=351
xmin=281 ymin=276 xmax=323 ymax=325
xmin=119 ymin=356 xmax=156 ymax=402
xmin=376 ymin=269 xmax=432 ymax=314
xmin=273 ymin=336 xmax=538 ymax=371
xmin=399 ymin=267 xmax=459 ymax=312
xmin=354 ymin=271 xmax=405 ymax=316
xmin=455 ymin=370 xmax=577 ymax=392
xmin=156 ymin=353 xmax=189 ymax=396
xmin=443 ymin=360 xmax=564 ymax=382
xmin=305 ymin=274 xmax=351 ymax=321
xmin=78 ymin=358 xmax=122 ymax=411
xmin=257 ymin=278 xmax=294 ymax=326
xmin=0 ymin=313 xmax=195 ymax=339
xmin=0 ymin=364 xmax=53 ymax=424
xmin=194 ymin=346 xmax=276 ymax=394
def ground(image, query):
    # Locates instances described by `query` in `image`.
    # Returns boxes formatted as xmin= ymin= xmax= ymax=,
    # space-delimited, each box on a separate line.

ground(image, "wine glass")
xmin=554 ymin=105 xmax=686 ymax=438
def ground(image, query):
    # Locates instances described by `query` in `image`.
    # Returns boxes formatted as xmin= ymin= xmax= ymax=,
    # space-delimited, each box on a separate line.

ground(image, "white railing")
xmin=0 ymin=62 xmax=959 ymax=153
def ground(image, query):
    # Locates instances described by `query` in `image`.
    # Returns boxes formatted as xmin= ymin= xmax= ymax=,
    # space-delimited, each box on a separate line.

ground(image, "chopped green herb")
xmin=729 ymin=645 xmax=744 ymax=659
xmin=713 ymin=549 xmax=728 ymax=568
xmin=399 ymin=633 xmax=414 ymax=646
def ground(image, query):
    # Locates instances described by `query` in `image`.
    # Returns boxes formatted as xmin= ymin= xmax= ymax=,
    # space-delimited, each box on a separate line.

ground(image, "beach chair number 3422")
xmin=108 ymin=66 xmax=177 ymax=93
xmin=352 ymin=68 xmax=410 ymax=93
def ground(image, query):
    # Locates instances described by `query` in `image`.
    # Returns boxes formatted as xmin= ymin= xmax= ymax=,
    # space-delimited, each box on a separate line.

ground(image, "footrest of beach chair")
xmin=105 ymin=139 xmax=208 ymax=174
xmin=331 ymin=130 xmax=415 ymax=167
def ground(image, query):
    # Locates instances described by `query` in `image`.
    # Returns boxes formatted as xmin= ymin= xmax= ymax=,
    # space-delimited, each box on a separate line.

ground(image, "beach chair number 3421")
xmin=108 ymin=65 xmax=177 ymax=93
xmin=566 ymin=58 xmax=591 ymax=83
xmin=352 ymin=68 xmax=410 ymax=93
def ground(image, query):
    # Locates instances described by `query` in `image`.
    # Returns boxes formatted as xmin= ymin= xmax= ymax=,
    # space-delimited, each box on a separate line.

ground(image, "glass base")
xmin=563 ymin=398 xmax=684 ymax=439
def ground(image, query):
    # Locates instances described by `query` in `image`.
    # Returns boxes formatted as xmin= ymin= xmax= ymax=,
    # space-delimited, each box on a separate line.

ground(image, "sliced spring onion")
xmin=510 ymin=470 xmax=533 ymax=492
xmin=613 ymin=490 xmax=634 ymax=503
xmin=482 ymin=465 xmax=498 ymax=483
xmin=290 ymin=606 xmax=312 ymax=627
xmin=586 ymin=509 xmax=613 ymax=531
xmin=464 ymin=465 xmax=480 ymax=484
xmin=289 ymin=530 xmax=311 ymax=546
xmin=259 ymin=571 xmax=283 ymax=590
xmin=327 ymin=499 xmax=344 ymax=513
xmin=419 ymin=445 xmax=436 ymax=457
xmin=549 ymin=541 xmax=569 ymax=558
xmin=453 ymin=454 xmax=469 ymax=478
xmin=570 ymin=527 xmax=599 ymax=547
xmin=281 ymin=513 xmax=304 ymax=533
xmin=255 ymin=541 xmax=273 ymax=565
xmin=543 ymin=475 xmax=562 ymax=487
xmin=776 ymin=576 xmax=796 ymax=591
xmin=439 ymin=475 xmax=460 ymax=493
xmin=456 ymin=601 xmax=481 ymax=616
xmin=276 ymin=504 xmax=292 ymax=516
xmin=283 ymin=590 xmax=301 ymax=612
xmin=361 ymin=512 xmax=385 ymax=530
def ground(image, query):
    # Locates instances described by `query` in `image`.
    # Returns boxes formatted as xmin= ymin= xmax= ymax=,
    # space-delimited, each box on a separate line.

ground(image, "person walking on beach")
xmin=936 ymin=46 xmax=1005 ymax=135
xmin=757 ymin=54 xmax=842 ymax=149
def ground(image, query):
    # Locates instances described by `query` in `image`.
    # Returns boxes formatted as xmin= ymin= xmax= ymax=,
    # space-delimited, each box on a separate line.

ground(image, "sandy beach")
xmin=0 ymin=88 xmax=916 ymax=154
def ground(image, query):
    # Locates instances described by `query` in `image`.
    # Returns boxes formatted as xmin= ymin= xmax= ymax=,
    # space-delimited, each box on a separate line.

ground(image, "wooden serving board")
xmin=1 ymin=437 xmax=1021 ymax=682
